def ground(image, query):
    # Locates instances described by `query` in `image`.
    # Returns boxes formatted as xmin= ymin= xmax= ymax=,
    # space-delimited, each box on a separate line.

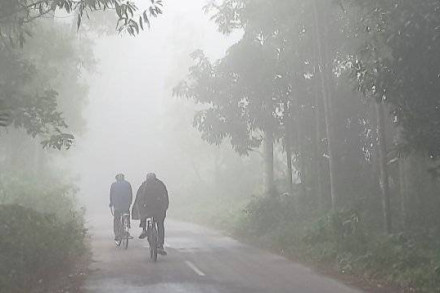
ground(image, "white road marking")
xmin=185 ymin=261 xmax=206 ymax=277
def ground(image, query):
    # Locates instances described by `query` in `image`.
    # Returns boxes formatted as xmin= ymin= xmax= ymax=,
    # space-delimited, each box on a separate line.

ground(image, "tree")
xmin=348 ymin=0 xmax=440 ymax=158
xmin=174 ymin=43 xmax=280 ymax=194
xmin=342 ymin=0 xmax=440 ymax=232
xmin=0 ymin=43 xmax=74 ymax=149
xmin=375 ymin=101 xmax=392 ymax=233
xmin=0 ymin=0 xmax=163 ymax=149
xmin=0 ymin=0 xmax=163 ymax=45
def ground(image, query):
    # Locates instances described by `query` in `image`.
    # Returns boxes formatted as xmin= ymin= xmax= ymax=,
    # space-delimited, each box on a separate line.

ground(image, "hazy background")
xmin=66 ymin=0 xmax=242 ymax=215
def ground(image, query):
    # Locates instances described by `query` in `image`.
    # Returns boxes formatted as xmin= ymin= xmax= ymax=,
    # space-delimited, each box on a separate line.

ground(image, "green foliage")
xmin=231 ymin=195 xmax=440 ymax=291
xmin=237 ymin=197 xmax=367 ymax=258
xmin=174 ymin=0 xmax=440 ymax=291
xmin=0 ymin=0 xmax=163 ymax=45
xmin=346 ymin=0 xmax=440 ymax=158
xmin=1 ymin=0 xmax=156 ymax=149
xmin=0 ymin=49 xmax=71 ymax=146
xmin=0 ymin=170 xmax=81 ymax=221
xmin=0 ymin=160 xmax=87 ymax=291
xmin=0 ymin=204 xmax=86 ymax=292
xmin=0 ymin=18 xmax=95 ymax=149
xmin=174 ymin=49 xmax=265 ymax=155
xmin=237 ymin=195 xmax=296 ymax=237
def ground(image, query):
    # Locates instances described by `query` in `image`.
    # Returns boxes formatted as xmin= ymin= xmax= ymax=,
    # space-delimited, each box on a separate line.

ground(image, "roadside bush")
xmin=235 ymin=195 xmax=297 ymax=237
xmin=351 ymin=234 xmax=440 ymax=291
xmin=234 ymin=195 xmax=440 ymax=291
xmin=0 ymin=171 xmax=82 ymax=223
xmin=0 ymin=204 xmax=87 ymax=292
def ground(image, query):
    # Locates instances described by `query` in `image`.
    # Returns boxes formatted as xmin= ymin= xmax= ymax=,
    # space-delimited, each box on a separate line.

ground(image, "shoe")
xmin=157 ymin=246 xmax=167 ymax=255
xmin=139 ymin=231 xmax=148 ymax=239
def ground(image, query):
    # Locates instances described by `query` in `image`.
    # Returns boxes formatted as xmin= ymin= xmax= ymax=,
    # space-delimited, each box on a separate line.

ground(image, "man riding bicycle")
xmin=109 ymin=173 xmax=133 ymax=242
xmin=132 ymin=173 xmax=169 ymax=255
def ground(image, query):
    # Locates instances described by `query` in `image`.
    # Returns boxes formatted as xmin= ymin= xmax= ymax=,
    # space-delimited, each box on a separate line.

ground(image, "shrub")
xmin=0 ymin=204 xmax=87 ymax=292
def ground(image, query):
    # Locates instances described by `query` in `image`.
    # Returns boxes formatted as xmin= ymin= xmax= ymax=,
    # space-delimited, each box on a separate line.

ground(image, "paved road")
xmin=84 ymin=215 xmax=362 ymax=293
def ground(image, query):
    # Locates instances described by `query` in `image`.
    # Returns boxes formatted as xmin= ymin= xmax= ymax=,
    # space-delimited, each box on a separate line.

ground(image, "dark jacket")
xmin=132 ymin=178 xmax=168 ymax=220
xmin=110 ymin=180 xmax=133 ymax=211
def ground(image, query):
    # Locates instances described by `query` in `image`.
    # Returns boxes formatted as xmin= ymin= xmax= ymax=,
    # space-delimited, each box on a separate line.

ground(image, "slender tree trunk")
xmin=214 ymin=148 xmax=220 ymax=188
xmin=375 ymin=102 xmax=392 ymax=234
xmin=313 ymin=83 xmax=324 ymax=209
xmin=284 ymin=102 xmax=294 ymax=197
xmin=369 ymin=104 xmax=381 ymax=189
xmin=312 ymin=10 xmax=324 ymax=210
xmin=398 ymin=156 xmax=408 ymax=229
xmin=293 ymin=98 xmax=307 ymax=198
xmin=286 ymin=139 xmax=294 ymax=196
xmin=33 ymin=139 xmax=43 ymax=175
xmin=264 ymin=130 xmax=276 ymax=196
xmin=312 ymin=0 xmax=338 ymax=211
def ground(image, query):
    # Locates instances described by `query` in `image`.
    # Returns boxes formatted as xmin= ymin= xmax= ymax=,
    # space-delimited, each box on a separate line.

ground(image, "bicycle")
xmin=111 ymin=207 xmax=131 ymax=250
xmin=146 ymin=217 xmax=158 ymax=262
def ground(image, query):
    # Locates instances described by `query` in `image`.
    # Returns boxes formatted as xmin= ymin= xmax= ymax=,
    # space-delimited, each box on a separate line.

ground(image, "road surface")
xmin=84 ymin=215 xmax=362 ymax=293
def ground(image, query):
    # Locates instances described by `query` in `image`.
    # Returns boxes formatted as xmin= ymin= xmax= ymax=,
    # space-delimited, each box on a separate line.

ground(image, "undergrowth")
xmin=233 ymin=195 xmax=440 ymax=292
xmin=0 ymin=204 xmax=87 ymax=292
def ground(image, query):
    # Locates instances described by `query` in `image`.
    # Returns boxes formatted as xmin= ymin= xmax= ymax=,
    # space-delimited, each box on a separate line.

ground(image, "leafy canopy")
xmin=0 ymin=0 xmax=163 ymax=47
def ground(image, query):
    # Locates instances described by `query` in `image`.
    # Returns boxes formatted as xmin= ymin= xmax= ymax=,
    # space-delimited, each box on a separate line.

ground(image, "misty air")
xmin=1 ymin=0 xmax=440 ymax=292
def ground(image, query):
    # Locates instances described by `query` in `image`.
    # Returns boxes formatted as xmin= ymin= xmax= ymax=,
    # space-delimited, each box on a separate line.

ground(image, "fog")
xmin=68 ymin=0 xmax=241 ymax=214
xmin=2 ymin=0 xmax=440 ymax=292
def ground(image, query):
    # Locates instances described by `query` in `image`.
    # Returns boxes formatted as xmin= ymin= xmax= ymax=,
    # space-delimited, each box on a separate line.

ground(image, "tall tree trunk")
xmin=398 ymin=156 xmax=408 ymax=229
xmin=284 ymin=102 xmax=294 ymax=197
xmin=214 ymin=148 xmax=221 ymax=188
xmin=312 ymin=10 xmax=324 ymax=210
xmin=264 ymin=130 xmax=276 ymax=196
xmin=286 ymin=138 xmax=294 ymax=196
xmin=293 ymin=97 xmax=307 ymax=198
xmin=375 ymin=101 xmax=392 ymax=234
xmin=313 ymin=89 xmax=324 ymax=209
xmin=312 ymin=0 xmax=338 ymax=211
xmin=369 ymin=104 xmax=381 ymax=190
xmin=33 ymin=139 xmax=43 ymax=175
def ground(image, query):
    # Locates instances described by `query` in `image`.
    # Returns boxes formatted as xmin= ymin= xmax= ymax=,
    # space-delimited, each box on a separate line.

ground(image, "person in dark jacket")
xmin=132 ymin=173 xmax=169 ymax=255
xmin=109 ymin=173 xmax=133 ymax=241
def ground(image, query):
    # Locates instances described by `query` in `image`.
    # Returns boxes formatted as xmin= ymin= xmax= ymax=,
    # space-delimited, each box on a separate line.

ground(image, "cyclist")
xmin=109 ymin=173 xmax=133 ymax=242
xmin=132 ymin=173 xmax=169 ymax=255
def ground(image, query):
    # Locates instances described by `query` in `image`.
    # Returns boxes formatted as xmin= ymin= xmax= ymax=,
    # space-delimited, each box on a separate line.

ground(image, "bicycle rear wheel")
xmin=115 ymin=218 xmax=122 ymax=247
xmin=122 ymin=217 xmax=129 ymax=249
xmin=149 ymin=226 xmax=158 ymax=262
